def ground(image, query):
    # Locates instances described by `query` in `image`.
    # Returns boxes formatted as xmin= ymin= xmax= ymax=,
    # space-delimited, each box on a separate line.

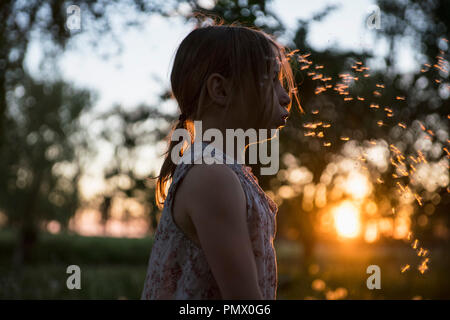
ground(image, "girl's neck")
xmin=193 ymin=115 xmax=246 ymax=164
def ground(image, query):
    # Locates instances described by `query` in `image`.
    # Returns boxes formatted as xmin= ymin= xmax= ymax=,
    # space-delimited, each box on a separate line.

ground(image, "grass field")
xmin=1 ymin=229 xmax=449 ymax=299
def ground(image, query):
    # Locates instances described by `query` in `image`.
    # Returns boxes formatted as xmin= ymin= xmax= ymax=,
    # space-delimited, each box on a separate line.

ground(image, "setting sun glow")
xmin=333 ymin=201 xmax=361 ymax=239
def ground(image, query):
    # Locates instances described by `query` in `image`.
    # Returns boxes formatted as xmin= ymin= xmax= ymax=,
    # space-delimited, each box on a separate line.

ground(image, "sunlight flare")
xmin=333 ymin=201 xmax=361 ymax=239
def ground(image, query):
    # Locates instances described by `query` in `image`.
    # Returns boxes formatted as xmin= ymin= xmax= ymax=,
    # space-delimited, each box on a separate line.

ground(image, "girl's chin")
xmin=271 ymin=118 xmax=287 ymax=130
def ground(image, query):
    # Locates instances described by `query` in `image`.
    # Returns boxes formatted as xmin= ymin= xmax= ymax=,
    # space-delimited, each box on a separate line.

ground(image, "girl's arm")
xmin=182 ymin=164 xmax=263 ymax=300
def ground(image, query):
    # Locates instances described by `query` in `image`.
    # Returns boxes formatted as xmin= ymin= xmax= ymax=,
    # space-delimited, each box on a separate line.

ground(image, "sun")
xmin=333 ymin=201 xmax=361 ymax=239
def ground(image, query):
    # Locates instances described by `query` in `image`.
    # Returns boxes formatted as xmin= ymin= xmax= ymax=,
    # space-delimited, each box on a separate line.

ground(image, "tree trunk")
xmin=12 ymin=169 xmax=43 ymax=266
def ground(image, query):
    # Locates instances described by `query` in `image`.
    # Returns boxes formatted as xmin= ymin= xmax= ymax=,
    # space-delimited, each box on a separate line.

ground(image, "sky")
xmin=24 ymin=0 xmax=419 ymax=198
xmin=26 ymin=0 xmax=416 ymax=114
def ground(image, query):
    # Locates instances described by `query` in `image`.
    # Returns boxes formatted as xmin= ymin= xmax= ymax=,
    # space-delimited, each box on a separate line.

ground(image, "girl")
xmin=141 ymin=23 xmax=300 ymax=300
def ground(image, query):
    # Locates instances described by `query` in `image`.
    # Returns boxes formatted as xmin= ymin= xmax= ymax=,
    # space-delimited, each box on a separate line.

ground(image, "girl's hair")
xmin=156 ymin=23 xmax=302 ymax=208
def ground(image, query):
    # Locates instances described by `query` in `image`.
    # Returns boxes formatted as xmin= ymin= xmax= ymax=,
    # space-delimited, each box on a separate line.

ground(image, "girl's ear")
xmin=206 ymin=73 xmax=230 ymax=107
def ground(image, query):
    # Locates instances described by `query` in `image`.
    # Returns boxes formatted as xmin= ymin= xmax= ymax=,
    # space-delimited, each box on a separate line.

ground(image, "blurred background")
xmin=0 ymin=0 xmax=449 ymax=299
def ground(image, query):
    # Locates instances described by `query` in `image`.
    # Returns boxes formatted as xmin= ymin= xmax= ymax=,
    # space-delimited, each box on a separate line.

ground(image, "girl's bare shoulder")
xmin=178 ymin=163 xmax=246 ymax=215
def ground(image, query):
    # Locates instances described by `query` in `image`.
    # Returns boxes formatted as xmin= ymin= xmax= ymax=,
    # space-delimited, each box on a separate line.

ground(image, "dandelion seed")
xmin=414 ymin=193 xmax=423 ymax=206
xmin=401 ymin=265 xmax=410 ymax=273
xmin=370 ymin=104 xmax=380 ymax=109
xmin=323 ymin=142 xmax=331 ymax=147
xmin=303 ymin=121 xmax=322 ymax=129
xmin=409 ymin=155 xmax=417 ymax=163
xmin=315 ymin=86 xmax=327 ymax=94
xmin=396 ymin=182 xmax=406 ymax=192
xmin=396 ymin=96 xmax=405 ymax=100
xmin=286 ymin=49 xmax=300 ymax=57
xmin=417 ymin=248 xmax=424 ymax=256
xmin=390 ymin=157 xmax=398 ymax=166
xmin=390 ymin=144 xmax=402 ymax=155
xmin=340 ymin=137 xmax=350 ymax=141
xmin=344 ymin=97 xmax=353 ymax=101
xmin=376 ymin=84 xmax=385 ymax=88
xmin=417 ymin=150 xmax=428 ymax=163
xmin=418 ymin=258 xmax=429 ymax=274
xmin=398 ymin=123 xmax=406 ymax=129
xmin=312 ymin=110 xmax=319 ymax=114
xmin=377 ymin=120 xmax=384 ymax=126
xmin=419 ymin=123 xmax=427 ymax=131
xmin=412 ymin=239 xmax=419 ymax=249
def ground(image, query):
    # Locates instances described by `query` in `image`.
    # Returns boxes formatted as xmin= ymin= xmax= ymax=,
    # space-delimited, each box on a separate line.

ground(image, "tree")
xmin=0 ymin=0 xmax=202 ymax=263
xmin=97 ymin=103 xmax=174 ymax=233
xmin=0 ymin=74 xmax=93 ymax=264
xmin=0 ymin=0 xmax=188 ymax=147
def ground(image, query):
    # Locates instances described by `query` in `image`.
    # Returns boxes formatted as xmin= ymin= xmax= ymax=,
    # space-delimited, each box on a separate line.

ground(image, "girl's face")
xmin=229 ymin=55 xmax=291 ymax=132
xmin=265 ymin=58 xmax=291 ymax=130
xmin=204 ymin=46 xmax=292 ymax=133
